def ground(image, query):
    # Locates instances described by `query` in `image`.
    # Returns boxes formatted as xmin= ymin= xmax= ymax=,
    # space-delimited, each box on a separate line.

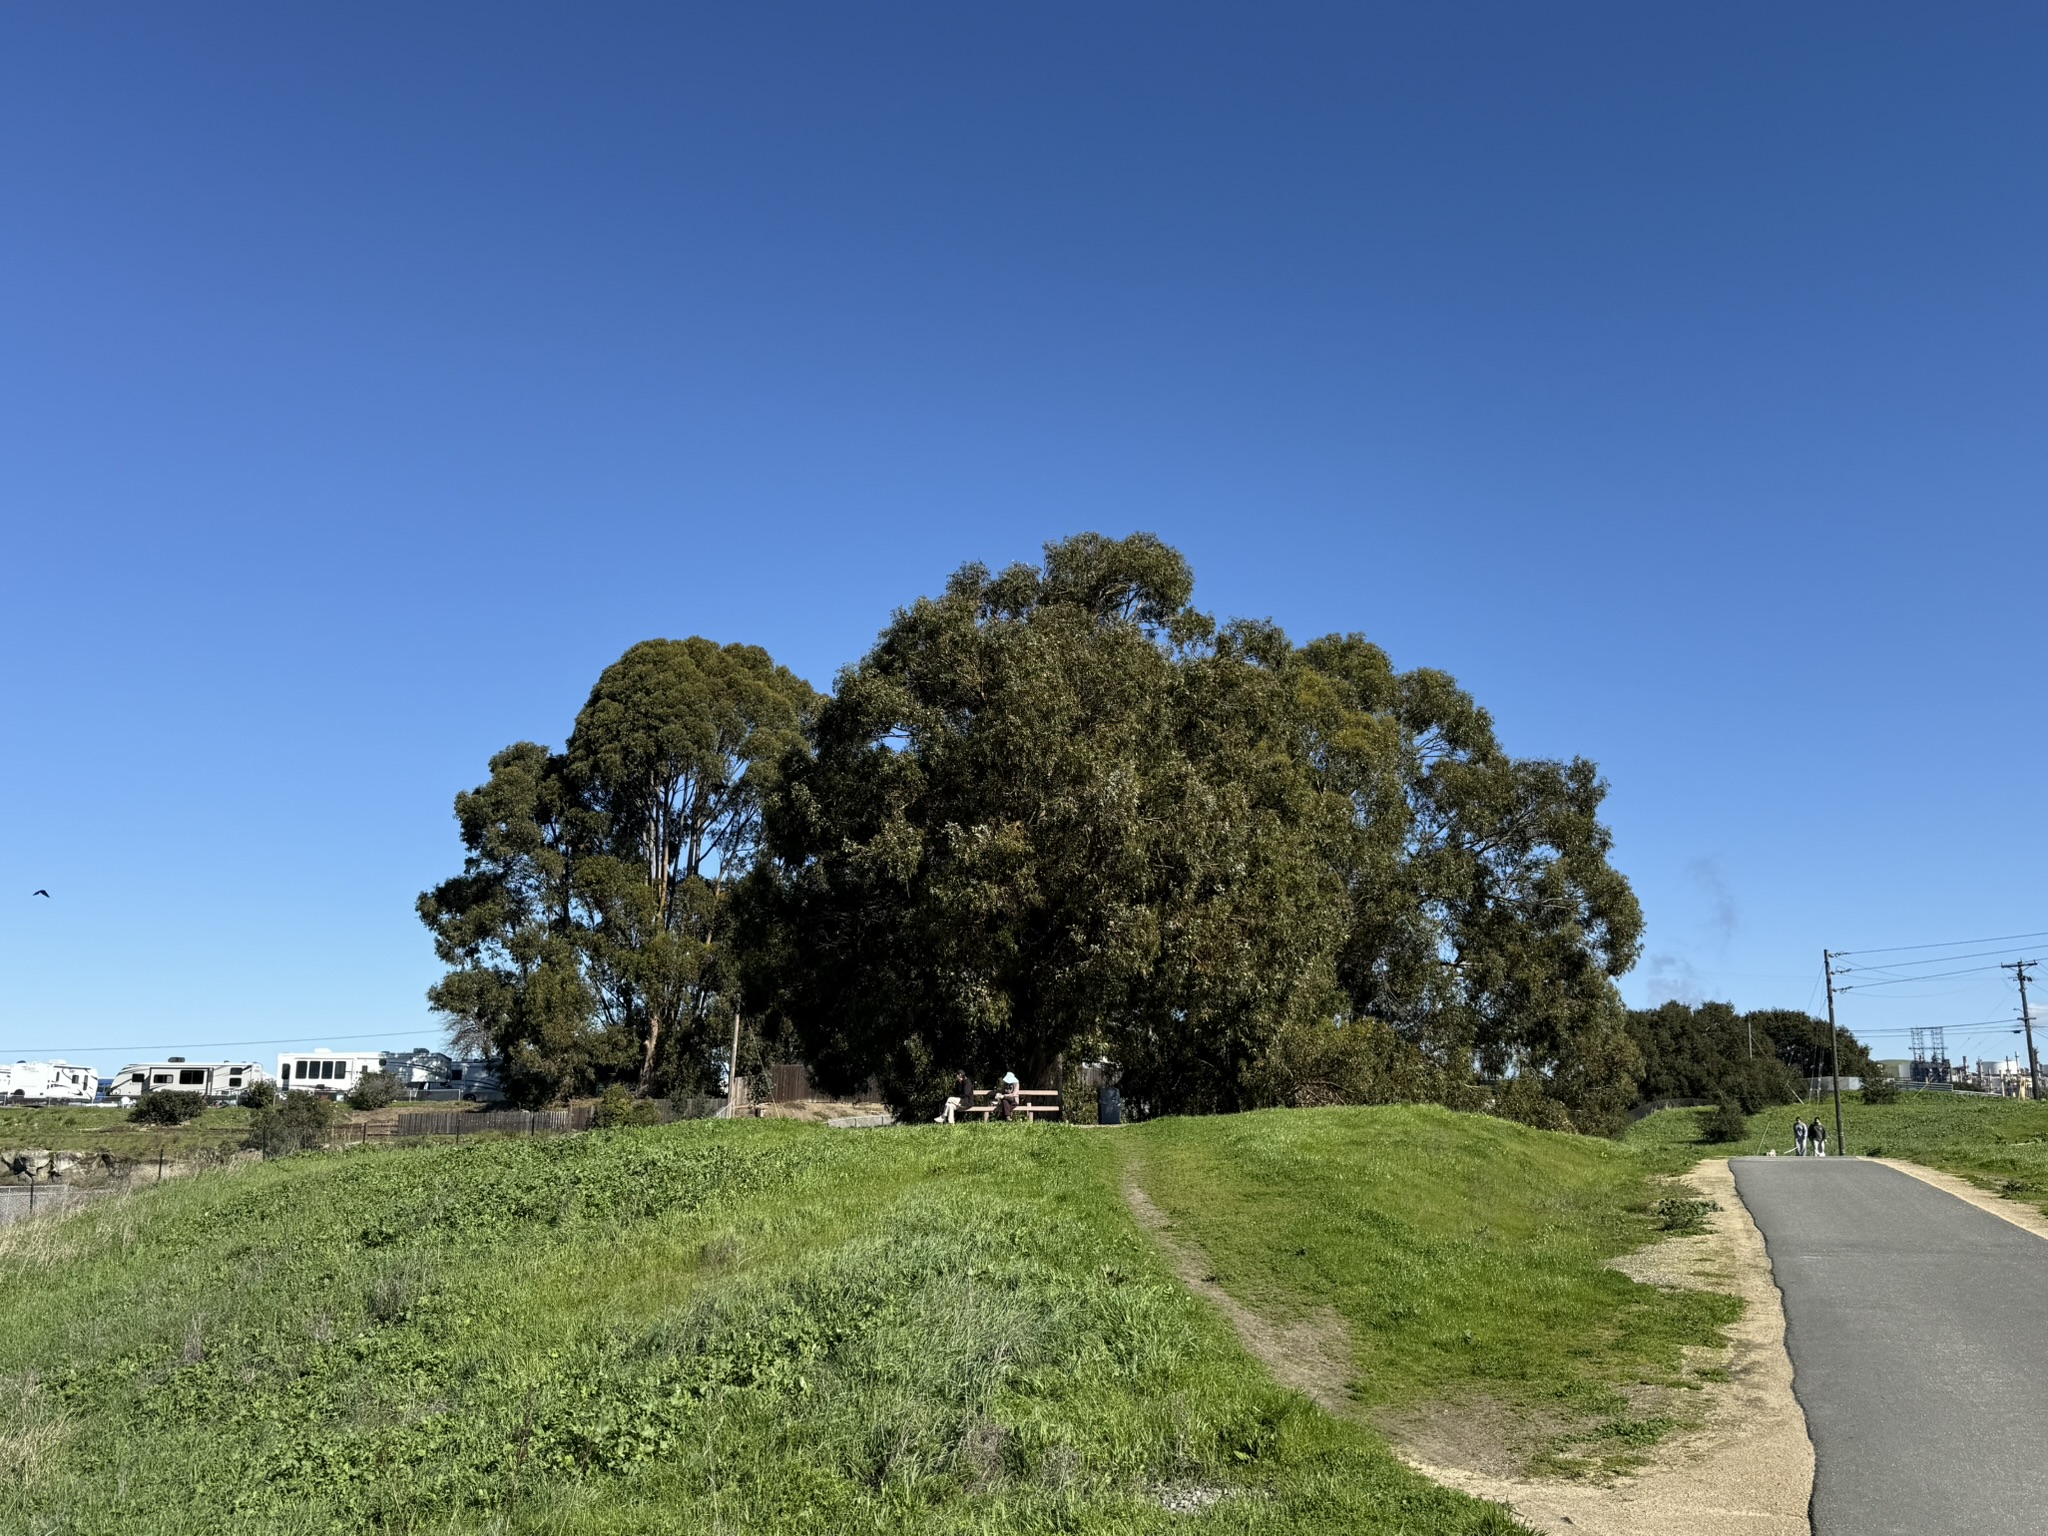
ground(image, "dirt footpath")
xmin=1125 ymin=1157 xmax=1814 ymax=1536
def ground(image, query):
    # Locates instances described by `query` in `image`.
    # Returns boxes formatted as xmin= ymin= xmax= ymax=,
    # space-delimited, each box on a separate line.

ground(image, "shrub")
xmin=237 ymin=1079 xmax=279 ymax=1109
xmin=591 ymin=1084 xmax=662 ymax=1128
xmin=1654 ymin=1196 xmax=1721 ymax=1233
xmin=591 ymin=1085 xmax=636 ymax=1129
xmin=346 ymin=1071 xmax=400 ymax=1111
xmin=1491 ymin=1075 xmax=1576 ymax=1133
xmin=1860 ymin=1074 xmax=1900 ymax=1105
xmin=244 ymin=1092 xmax=339 ymax=1158
xmin=130 ymin=1090 xmax=206 ymax=1125
xmin=1696 ymin=1099 xmax=1749 ymax=1144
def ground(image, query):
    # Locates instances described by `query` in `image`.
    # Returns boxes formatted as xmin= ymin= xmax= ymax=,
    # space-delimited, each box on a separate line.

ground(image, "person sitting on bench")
xmin=992 ymin=1072 xmax=1023 ymax=1121
xmin=935 ymin=1070 xmax=973 ymax=1124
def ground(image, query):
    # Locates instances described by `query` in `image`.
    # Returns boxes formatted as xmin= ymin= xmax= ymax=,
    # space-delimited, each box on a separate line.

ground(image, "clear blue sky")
xmin=4 ymin=3 xmax=2045 ymax=1075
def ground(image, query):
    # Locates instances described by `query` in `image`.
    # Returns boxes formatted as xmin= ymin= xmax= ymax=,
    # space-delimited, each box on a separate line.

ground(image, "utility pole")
xmin=1823 ymin=949 xmax=1846 ymax=1156
xmin=2004 ymin=959 xmax=2041 ymax=1101
xmin=728 ymin=1010 xmax=744 ymax=1117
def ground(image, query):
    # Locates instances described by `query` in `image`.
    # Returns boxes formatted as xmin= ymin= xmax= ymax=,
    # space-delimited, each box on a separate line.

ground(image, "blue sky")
xmin=4 ymin=3 xmax=2045 ymax=1075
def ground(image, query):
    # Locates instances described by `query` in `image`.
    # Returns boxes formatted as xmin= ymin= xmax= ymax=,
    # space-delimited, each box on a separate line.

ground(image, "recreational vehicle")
xmin=277 ymin=1047 xmax=503 ymax=1101
xmin=1 ymin=1060 xmax=99 ymax=1104
xmin=108 ymin=1059 xmax=272 ymax=1105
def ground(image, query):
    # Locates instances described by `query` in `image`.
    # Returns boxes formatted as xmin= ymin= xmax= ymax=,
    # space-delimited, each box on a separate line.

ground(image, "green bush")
xmin=591 ymin=1084 xmax=661 ymax=1128
xmin=345 ymin=1072 xmax=400 ymax=1112
xmin=591 ymin=1084 xmax=635 ymax=1129
xmin=129 ymin=1090 xmax=206 ymax=1126
xmin=244 ymin=1092 xmax=339 ymax=1158
xmin=1696 ymin=1099 xmax=1749 ymax=1144
xmin=1860 ymin=1074 xmax=1900 ymax=1105
xmin=237 ymin=1080 xmax=279 ymax=1110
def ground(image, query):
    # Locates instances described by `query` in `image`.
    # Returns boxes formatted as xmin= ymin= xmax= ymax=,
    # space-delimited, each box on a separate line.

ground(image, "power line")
xmin=1834 ymin=929 xmax=2048 ymax=959
xmin=1838 ymin=964 xmax=2012 ymax=990
xmin=2 ymin=1030 xmax=441 ymax=1057
xmin=1852 ymin=1019 xmax=2021 ymax=1035
xmin=1836 ymin=945 xmax=2048 ymax=974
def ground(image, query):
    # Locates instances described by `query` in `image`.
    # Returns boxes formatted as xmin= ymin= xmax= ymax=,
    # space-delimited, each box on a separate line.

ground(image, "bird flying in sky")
xmin=32 ymin=889 xmax=49 ymax=898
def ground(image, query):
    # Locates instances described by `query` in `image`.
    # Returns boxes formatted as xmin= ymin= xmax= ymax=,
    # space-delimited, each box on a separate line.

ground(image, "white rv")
xmin=108 ymin=1059 xmax=272 ymax=1105
xmin=277 ymin=1047 xmax=503 ymax=1102
xmin=0 ymin=1060 xmax=99 ymax=1105
xmin=276 ymin=1049 xmax=388 ymax=1096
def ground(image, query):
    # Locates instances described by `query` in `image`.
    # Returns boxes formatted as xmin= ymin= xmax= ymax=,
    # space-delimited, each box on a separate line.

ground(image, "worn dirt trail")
xmin=1121 ymin=1157 xmax=1814 ymax=1536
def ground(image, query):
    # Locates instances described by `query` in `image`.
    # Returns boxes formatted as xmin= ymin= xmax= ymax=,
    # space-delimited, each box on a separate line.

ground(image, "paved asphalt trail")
xmin=1733 ymin=1157 xmax=2048 ymax=1535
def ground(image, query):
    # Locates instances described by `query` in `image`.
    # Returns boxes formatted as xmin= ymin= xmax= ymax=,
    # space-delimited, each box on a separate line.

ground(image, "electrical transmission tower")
xmin=1909 ymin=1026 xmax=1949 ymax=1086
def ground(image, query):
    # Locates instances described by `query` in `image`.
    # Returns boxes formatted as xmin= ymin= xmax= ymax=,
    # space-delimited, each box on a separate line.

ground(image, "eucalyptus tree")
xmin=747 ymin=531 xmax=1647 ymax=1129
xmin=568 ymin=638 xmax=816 ymax=1093
xmin=1294 ymin=635 xmax=1646 ymax=1130
xmin=416 ymin=742 xmax=606 ymax=1105
xmin=419 ymin=639 xmax=815 ymax=1102
xmin=745 ymin=534 xmax=1348 ymax=1116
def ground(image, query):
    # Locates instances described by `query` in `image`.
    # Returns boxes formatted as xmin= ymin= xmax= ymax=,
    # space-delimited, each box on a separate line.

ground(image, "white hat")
xmin=1002 ymin=1072 xmax=1019 ymax=1085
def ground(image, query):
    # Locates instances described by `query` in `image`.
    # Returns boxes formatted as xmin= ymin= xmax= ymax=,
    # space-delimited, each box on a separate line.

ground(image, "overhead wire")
xmin=1837 ymin=964 xmax=2012 ymax=990
xmin=1 ymin=1030 xmax=430 ymax=1057
xmin=1835 ymin=945 xmax=2046 ymax=974
xmin=1834 ymin=929 xmax=2048 ymax=958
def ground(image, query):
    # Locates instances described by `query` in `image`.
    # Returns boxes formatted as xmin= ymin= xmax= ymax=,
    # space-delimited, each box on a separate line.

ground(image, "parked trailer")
xmin=108 ymin=1060 xmax=272 ymax=1105
xmin=0 ymin=1060 xmax=99 ymax=1105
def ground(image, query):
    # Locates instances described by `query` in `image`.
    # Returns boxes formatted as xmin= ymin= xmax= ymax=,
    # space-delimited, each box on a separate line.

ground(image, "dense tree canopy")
xmin=739 ymin=533 xmax=1647 ymax=1130
xmin=1628 ymin=1000 xmax=1873 ymax=1112
xmin=425 ymin=535 xmax=1840 ymax=1134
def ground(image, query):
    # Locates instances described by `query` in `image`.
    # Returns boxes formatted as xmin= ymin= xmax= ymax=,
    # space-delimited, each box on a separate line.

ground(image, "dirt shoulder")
xmin=1125 ymin=1156 xmax=1814 ymax=1536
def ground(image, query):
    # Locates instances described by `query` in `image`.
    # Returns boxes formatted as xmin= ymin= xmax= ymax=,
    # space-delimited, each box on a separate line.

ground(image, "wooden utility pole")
xmin=2004 ymin=959 xmax=2041 ymax=1101
xmin=1823 ymin=949 xmax=1846 ymax=1156
xmin=728 ymin=1011 xmax=744 ymax=1116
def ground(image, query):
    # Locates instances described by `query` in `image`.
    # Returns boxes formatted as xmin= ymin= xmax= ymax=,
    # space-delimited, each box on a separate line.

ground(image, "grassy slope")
xmin=1127 ymin=1108 xmax=1740 ymax=1476
xmin=0 ymin=1104 xmax=254 ymax=1161
xmin=1629 ymin=1093 xmax=2048 ymax=1211
xmin=2 ymin=1118 xmax=1533 ymax=1536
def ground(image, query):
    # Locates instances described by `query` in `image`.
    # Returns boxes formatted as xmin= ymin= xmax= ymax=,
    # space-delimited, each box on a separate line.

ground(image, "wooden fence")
xmin=388 ymin=1096 xmax=727 ymax=1140
xmin=767 ymin=1063 xmax=880 ymax=1104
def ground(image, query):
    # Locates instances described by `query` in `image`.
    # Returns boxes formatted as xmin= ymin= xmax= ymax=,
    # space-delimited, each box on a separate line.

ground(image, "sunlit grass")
xmin=0 ymin=1118 xmax=1533 ymax=1535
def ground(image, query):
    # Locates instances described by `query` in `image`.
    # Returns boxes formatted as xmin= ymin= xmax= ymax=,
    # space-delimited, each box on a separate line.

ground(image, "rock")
xmin=7 ymin=1149 xmax=52 ymax=1178
xmin=48 ymin=1152 xmax=82 ymax=1179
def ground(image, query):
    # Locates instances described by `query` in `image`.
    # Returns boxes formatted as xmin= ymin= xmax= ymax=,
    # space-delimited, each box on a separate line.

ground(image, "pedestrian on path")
xmin=1810 ymin=1116 xmax=1828 ymax=1157
xmin=1794 ymin=1118 xmax=1809 ymax=1157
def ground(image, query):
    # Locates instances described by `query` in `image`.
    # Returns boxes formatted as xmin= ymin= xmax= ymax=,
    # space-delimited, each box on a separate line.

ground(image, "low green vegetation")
xmin=129 ymin=1089 xmax=208 ymax=1126
xmin=1628 ymin=1094 xmax=2048 ymax=1212
xmin=1127 ymin=1108 xmax=1741 ymax=1478
xmin=0 ymin=1105 xmax=1743 ymax=1535
xmin=0 ymin=1104 xmax=254 ymax=1162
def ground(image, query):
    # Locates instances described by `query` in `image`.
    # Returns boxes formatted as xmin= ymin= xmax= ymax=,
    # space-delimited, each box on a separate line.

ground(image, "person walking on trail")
xmin=1810 ymin=1116 xmax=1828 ymax=1157
xmin=992 ymin=1072 xmax=1024 ymax=1121
xmin=934 ymin=1071 xmax=973 ymax=1124
xmin=1793 ymin=1117 xmax=1809 ymax=1157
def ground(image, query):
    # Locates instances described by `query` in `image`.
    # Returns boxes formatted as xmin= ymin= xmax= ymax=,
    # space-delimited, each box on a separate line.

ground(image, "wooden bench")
xmin=961 ymin=1087 xmax=1062 ymax=1122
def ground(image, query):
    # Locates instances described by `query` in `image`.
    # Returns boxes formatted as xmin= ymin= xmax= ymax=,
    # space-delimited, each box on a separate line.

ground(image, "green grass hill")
xmin=3 ymin=1108 xmax=1737 ymax=1536
xmin=1629 ymin=1091 xmax=2048 ymax=1204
